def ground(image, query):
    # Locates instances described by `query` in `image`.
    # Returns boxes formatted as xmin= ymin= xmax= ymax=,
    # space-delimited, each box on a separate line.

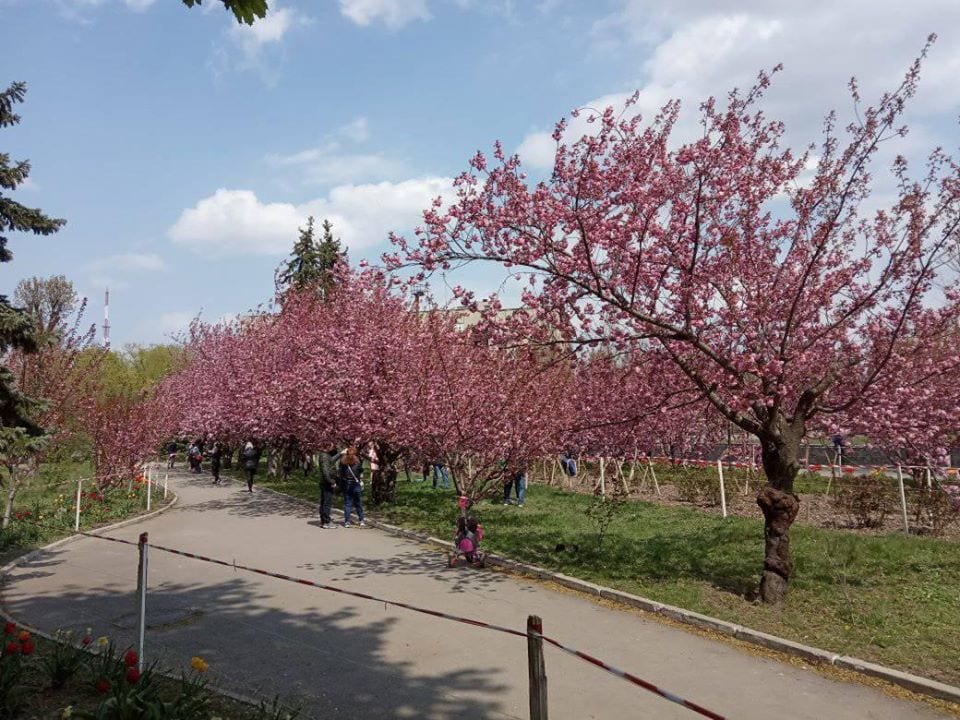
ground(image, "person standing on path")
xmin=167 ymin=441 xmax=178 ymax=469
xmin=339 ymin=446 xmax=365 ymax=527
xmin=318 ymin=442 xmax=343 ymax=529
xmin=210 ymin=442 xmax=222 ymax=485
xmin=242 ymin=441 xmax=259 ymax=493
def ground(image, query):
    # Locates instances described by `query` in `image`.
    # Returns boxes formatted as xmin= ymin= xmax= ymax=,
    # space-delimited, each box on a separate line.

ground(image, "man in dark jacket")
xmin=317 ymin=442 xmax=342 ymax=528
xmin=242 ymin=441 xmax=260 ymax=493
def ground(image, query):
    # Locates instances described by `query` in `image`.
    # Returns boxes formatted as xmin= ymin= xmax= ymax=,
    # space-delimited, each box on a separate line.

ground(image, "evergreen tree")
xmin=0 ymin=82 xmax=65 ymax=434
xmin=275 ymin=217 xmax=344 ymax=301
xmin=275 ymin=216 xmax=322 ymax=297
xmin=316 ymin=218 xmax=344 ymax=301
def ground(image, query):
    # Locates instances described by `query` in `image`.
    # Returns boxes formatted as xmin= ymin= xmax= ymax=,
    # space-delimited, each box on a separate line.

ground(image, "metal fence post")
xmin=527 ymin=615 xmax=548 ymax=720
xmin=136 ymin=532 xmax=148 ymax=672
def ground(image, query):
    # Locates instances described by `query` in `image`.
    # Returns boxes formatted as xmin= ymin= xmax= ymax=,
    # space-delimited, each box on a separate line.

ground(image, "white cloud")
xmin=230 ymin=5 xmax=295 ymax=47
xmin=90 ymin=252 xmax=166 ymax=272
xmin=266 ymin=117 xmax=405 ymax=186
xmin=338 ymin=0 xmax=430 ymax=29
xmin=169 ymin=178 xmax=455 ymax=257
xmin=516 ymin=131 xmax=555 ymax=169
xmin=122 ymin=0 xmax=155 ymax=10
xmin=518 ymin=1 xmax=960 ymax=169
xmin=212 ymin=3 xmax=310 ymax=80
xmin=159 ymin=311 xmax=197 ymax=335
xmin=85 ymin=252 xmax=165 ymax=291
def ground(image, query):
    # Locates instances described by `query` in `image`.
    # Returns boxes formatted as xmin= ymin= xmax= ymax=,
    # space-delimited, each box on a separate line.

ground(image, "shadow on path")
xmin=7 ymin=552 xmax=516 ymax=720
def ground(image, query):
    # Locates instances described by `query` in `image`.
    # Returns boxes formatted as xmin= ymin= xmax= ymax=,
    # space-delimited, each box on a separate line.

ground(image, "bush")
xmin=834 ymin=472 xmax=895 ymax=528
xmin=669 ymin=466 xmax=722 ymax=506
xmin=912 ymin=484 xmax=960 ymax=537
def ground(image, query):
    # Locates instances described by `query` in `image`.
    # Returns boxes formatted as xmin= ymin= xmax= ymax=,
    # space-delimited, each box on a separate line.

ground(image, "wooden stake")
xmin=527 ymin=615 xmax=548 ymax=720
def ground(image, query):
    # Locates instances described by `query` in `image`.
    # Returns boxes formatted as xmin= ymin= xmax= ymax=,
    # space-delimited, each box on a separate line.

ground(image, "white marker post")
xmin=599 ymin=457 xmax=606 ymax=498
xmin=74 ymin=479 xmax=83 ymax=531
xmin=896 ymin=465 xmax=909 ymax=533
xmin=648 ymin=457 xmax=661 ymax=497
xmin=717 ymin=459 xmax=728 ymax=518
xmin=146 ymin=466 xmax=152 ymax=512
xmin=163 ymin=473 xmax=168 ymax=500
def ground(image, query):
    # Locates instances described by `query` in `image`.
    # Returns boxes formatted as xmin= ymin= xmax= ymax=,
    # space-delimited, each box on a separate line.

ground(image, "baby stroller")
xmin=448 ymin=497 xmax=486 ymax=568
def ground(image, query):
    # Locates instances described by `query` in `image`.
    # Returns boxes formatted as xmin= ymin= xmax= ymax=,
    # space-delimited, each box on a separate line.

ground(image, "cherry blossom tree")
xmin=388 ymin=42 xmax=960 ymax=603
xmin=156 ymin=270 xmax=573 ymax=507
xmin=1 ymin=303 xmax=101 ymax=523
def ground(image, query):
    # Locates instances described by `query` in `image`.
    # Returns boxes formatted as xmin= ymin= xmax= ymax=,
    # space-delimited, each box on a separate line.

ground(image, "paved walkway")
xmin=1 ymin=472 xmax=951 ymax=719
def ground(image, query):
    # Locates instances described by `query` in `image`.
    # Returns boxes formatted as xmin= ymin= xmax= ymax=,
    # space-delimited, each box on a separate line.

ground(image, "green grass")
xmin=253 ymin=469 xmax=960 ymax=686
xmin=0 ymin=459 xmax=166 ymax=564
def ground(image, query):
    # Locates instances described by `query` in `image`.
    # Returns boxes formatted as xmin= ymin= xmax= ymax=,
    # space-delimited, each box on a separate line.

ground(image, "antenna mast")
xmin=103 ymin=287 xmax=111 ymax=348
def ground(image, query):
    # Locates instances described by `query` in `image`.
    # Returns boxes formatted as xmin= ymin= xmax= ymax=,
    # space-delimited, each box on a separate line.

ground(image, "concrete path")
xmin=1 ymin=472 xmax=951 ymax=719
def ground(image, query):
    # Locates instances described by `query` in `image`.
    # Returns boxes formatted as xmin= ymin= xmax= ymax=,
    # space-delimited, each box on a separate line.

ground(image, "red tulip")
xmin=95 ymin=678 xmax=111 ymax=694
xmin=123 ymin=649 xmax=138 ymax=667
xmin=125 ymin=666 xmax=141 ymax=684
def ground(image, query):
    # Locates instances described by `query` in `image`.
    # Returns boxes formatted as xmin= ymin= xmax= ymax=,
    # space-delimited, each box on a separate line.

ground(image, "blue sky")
xmin=1 ymin=0 xmax=958 ymax=346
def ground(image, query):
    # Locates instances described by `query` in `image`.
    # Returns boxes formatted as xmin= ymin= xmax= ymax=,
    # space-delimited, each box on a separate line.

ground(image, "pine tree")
xmin=316 ymin=218 xmax=344 ymax=301
xmin=275 ymin=216 xmax=322 ymax=298
xmin=275 ymin=217 xmax=344 ymax=301
xmin=0 ymin=82 xmax=66 ymax=434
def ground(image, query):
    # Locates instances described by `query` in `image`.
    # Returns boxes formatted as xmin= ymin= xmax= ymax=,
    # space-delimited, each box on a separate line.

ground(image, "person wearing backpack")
xmin=318 ymin=442 xmax=343 ymax=529
xmin=339 ymin=446 xmax=365 ymax=527
xmin=242 ymin=441 xmax=260 ymax=493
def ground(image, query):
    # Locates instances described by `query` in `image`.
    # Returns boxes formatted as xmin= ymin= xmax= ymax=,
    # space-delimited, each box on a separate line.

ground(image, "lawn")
xmin=253 ymin=470 xmax=960 ymax=687
xmin=0 ymin=459 xmax=167 ymax=564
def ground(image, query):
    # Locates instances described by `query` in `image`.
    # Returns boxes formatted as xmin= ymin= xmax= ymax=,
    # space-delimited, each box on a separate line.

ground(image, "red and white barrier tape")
xmin=588 ymin=454 xmax=958 ymax=475
xmin=13 ymin=517 xmax=726 ymax=718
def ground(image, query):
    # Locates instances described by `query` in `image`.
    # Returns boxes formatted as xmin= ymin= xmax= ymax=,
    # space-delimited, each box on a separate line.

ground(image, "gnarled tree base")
xmin=756 ymin=486 xmax=800 ymax=604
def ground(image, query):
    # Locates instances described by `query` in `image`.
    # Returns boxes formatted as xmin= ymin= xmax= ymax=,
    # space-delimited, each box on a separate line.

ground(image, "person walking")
xmin=318 ymin=442 xmax=342 ymax=529
xmin=167 ymin=441 xmax=178 ymax=469
xmin=209 ymin=442 xmax=222 ymax=485
xmin=242 ymin=441 xmax=259 ymax=493
xmin=339 ymin=446 xmax=365 ymax=527
xmin=432 ymin=463 xmax=450 ymax=489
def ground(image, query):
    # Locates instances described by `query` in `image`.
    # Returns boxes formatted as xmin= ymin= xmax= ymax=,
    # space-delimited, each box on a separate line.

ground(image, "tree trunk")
xmin=756 ymin=429 xmax=802 ymax=604
xmin=371 ymin=442 xmax=398 ymax=505
xmin=2 ymin=465 xmax=18 ymax=530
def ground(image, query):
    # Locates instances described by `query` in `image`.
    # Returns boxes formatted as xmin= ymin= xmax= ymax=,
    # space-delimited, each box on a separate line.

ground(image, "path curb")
xmin=261 ymin=489 xmax=960 ymax=707
xmin=0 ymin=488 xmax=280 ymax=716
xmin=212 ymin=482 xmax=960 ymax=707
